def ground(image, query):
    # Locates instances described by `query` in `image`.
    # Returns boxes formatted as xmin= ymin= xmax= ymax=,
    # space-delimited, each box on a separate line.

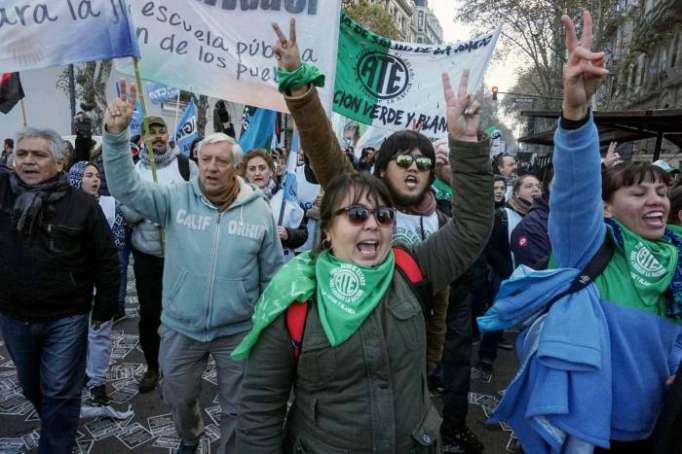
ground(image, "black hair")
xmin=372 ymin=130 xmax=435 ymax=182
xmin=602 ymin=162 xmax=671 ymax=203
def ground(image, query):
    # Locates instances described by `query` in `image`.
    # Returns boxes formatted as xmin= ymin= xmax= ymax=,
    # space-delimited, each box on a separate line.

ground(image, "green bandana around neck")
xmin=315 ymin=249 xmax=395 ymax=346
xmin=232 ymin=249 xmax=394 ymax=360
xmin=613 ymin=220 xmax=678 ymax=303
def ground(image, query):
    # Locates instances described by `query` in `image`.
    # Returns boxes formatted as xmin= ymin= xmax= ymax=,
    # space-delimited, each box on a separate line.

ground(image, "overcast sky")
xmin=430 ymin=0 xmax=522 ymax=92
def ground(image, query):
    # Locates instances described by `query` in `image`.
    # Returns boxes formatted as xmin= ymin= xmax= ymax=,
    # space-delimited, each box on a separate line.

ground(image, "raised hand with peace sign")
xmin=561 ymin=11 xmax=609 ymax=121
xmin=442 ymin=70 xmax=481 ymax=142
xmin=272 ymin=18 xmax=301 ymax=72
xmin=105 ymin=79 xmax=138 ymax=134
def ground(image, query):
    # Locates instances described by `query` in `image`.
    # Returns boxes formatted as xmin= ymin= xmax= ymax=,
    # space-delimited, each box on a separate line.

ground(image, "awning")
xmin=517 ymin=109 xmax=682 ymax=160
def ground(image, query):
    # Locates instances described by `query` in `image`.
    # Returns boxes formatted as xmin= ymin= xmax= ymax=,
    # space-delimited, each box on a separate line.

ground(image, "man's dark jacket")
xmin=0 ymin=171 xmax=119 ymax=322
xmin=510 ymin=194 xmax=550 ymax=270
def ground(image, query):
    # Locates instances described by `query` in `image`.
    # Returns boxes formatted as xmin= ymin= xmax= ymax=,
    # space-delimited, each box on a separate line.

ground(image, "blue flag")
xmin=238 ymin=108 xmax=277 ymax=152
xmin=174 ymin=100 xmax=198 ymax=157
xmin=129 ymin=101 xmax=144 ymax=136
xmin=281 ymin=132 xmax=299 ymax=203
xmin=146 ymin=82 xmax=180 ymax=105
xmin=0 ymin=1 xmax=140 ymax=73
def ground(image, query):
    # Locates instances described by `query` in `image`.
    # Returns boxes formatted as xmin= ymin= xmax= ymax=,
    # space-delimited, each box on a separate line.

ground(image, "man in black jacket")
xmin=0 ymin=127 xmax=119 ymax=454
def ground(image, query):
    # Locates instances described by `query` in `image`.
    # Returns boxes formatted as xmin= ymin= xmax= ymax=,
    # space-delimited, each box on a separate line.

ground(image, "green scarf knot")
xmin=277 ymin=63 xmax=325 ymax=94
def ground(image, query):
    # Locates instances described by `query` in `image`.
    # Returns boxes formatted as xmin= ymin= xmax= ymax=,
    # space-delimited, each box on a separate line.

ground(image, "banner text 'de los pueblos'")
xmin=0 ymin=0 xmax=139 ymax=72
xmin=333 ymin=13 xmax=500 ymax=138
xmin=117 ymin=0 xmax=341 ymax=113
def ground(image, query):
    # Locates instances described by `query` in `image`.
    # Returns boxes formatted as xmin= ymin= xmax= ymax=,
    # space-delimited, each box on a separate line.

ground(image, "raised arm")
xmin=549 ymin=11 xmax=610 ymax=269
xmin=272 ymin=18 xmax=354 ymax=189
xmin=413 ymin=71 xmax=494 ymax=292
xmin=101 ymin=80 xmax=173 ymax=226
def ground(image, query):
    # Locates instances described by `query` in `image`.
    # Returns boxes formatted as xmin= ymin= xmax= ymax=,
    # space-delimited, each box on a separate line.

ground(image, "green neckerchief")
xmin=232 ymin=249 xmax=394 ymax=360
xmin=316 ymin=249 xmax=394 ymax=346
xmin=432 ymin=178 xmax=453 ymax=202
xmin=610 ymin=220 xmax=678 ymax=304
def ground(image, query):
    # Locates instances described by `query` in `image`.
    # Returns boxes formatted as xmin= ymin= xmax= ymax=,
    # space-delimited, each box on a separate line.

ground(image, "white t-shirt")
xmin=294 ymin=165 xmax=321 ymax=253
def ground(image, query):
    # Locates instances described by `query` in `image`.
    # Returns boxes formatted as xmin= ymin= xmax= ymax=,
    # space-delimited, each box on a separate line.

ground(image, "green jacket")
xmin=236 ymin=87 xmax=493 ymax=453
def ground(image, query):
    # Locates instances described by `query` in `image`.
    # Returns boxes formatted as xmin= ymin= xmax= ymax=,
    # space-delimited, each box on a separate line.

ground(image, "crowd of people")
xmin=0 ymin=10 xmax=680 ymax=454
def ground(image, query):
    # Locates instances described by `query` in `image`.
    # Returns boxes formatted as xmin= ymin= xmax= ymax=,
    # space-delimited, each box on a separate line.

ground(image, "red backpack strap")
xmin=286 ymin=249 xmax=422 ymax=361
xmin=392 ymin=247 xmax=424 ymax=284
xmin=286 ymin=301 xmax=309 ymax=360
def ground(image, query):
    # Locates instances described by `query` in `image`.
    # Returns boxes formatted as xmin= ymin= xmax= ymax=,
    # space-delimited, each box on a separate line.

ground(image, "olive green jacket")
xmin=236 ymin=87 xmax=493 ymax=453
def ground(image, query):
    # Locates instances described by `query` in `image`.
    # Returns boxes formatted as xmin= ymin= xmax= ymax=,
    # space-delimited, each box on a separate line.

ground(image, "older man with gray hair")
xmin=102 ymin=80 xmax=283 ymax=454
xmin=0 ymin=127 xmax=120 ymax=454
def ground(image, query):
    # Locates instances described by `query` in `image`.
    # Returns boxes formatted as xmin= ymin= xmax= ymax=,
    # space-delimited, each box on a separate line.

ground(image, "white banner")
xmin=117 ymin=1 xmax=341 ymax=113
xmin=0 ymin=0 xmax=139 ymax=72
xmin=334 ymin=14 xmax=500 ymax=138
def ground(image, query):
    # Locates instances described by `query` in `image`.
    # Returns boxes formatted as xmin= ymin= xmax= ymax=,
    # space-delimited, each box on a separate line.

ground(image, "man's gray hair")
xmin=15 ymin=127 xmax=65 ymax=162
xmin=196 ymin=133 xmax=241 ymax=165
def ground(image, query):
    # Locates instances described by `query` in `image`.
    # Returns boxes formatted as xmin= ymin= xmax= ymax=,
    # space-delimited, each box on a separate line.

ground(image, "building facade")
xmin=343 ymin=0 xmax=443 ymax=44
xmin=414 ymin=0 xmax=443 ymax=44
xmin=598 ymin=0 xmax=682 ymax=156
xmin=600 ymin=0 xmax=682 ymax=111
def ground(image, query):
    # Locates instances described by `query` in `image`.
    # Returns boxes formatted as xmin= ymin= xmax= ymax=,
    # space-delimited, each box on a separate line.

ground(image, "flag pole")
xmin=19 ymin=99 xmax=27 ymax=127
xmin=172 ymin=89 xmax=181 ymax=140
xmin=132 ymin=58 xmax=158 ymax=184
xmin=132 ymin=57 xmax=165 ymax=246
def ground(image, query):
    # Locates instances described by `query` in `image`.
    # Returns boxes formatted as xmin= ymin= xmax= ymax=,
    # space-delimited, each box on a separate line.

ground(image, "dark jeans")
xmin=132 ymin=248 xmax=164 ymax=372
xmin=0 ymin=313 xmax=88 ymax=454
xmin=478 ymin=329 xmax=503 ymax=367
xmin=441 ymin=277 xmax=473 ymax=426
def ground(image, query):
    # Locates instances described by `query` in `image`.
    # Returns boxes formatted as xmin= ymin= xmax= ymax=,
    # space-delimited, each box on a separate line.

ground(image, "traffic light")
xmin=492 ymin=86 xmax=498 ymax=101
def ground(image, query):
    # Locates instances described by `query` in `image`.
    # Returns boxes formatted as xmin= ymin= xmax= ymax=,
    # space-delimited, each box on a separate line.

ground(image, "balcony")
xmin=393 ymin=0 xmax=415 ymax=15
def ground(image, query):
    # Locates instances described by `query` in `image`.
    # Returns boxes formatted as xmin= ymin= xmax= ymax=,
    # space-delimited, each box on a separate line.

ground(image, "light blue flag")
xmin=174 ymin=100 xmax=198 ymax=157
xmin=0 ymin=1 xmax=140 ymax=73
xmin=281 ymin=132 xmax=299 ymax=203
xmin=238 ymin=108 xmax=277 ymax=152
xmin=146 ymin=82 xmax=180 ymax=105
xmin=129 ymin=101 xmax=144 ymax=136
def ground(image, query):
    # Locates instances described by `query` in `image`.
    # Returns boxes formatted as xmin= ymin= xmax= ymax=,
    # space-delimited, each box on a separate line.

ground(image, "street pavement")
xmin=0 ymin=264 xmax=520 ymax=453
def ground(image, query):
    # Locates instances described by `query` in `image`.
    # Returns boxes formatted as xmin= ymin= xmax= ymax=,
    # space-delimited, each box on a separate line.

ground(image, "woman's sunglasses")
xmin=394 ymin=154 xmax=433 ymax=171
xmin=334 ymin=205 xmax=396 ymax=226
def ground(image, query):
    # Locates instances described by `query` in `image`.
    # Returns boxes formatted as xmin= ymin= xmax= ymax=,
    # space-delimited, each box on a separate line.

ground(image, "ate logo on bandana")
xmin=330 ymin=264 xmax=366 ymax=304
xmin=630 ymin=242 xmax=666 ymax=279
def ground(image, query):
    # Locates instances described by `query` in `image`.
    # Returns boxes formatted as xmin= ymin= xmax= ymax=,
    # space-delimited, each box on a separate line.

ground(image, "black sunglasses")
xmin=394 ymin=154 xmax=433 ymax=171
xmin=334 ymin=205 xmax=396 ymax=226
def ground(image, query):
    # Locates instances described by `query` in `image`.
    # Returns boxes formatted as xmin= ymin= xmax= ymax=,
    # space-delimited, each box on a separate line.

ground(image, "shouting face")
xmin=381 ymin=148 xmax=433 ymax=207
xmin=14 ymin=137 xmax=61 ymax=186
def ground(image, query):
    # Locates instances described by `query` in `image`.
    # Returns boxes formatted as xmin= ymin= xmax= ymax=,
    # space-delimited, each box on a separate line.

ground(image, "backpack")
xmin=286 ymin=247 xmax=430 ymax=360
xmin=177 ymin=153 xmax=190 ymax=181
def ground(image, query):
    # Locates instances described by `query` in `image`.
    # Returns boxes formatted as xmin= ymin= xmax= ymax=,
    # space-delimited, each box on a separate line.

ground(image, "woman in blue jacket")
xmin=547 ymin=11 xmax=681 ymax=452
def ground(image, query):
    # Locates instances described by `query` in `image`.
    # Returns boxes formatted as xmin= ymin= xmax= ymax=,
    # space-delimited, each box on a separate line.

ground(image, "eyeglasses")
xmin=394 ymin=154 xmax=433 ymax=171
xmin=334 ymin=205 xmax=396 ymax=226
